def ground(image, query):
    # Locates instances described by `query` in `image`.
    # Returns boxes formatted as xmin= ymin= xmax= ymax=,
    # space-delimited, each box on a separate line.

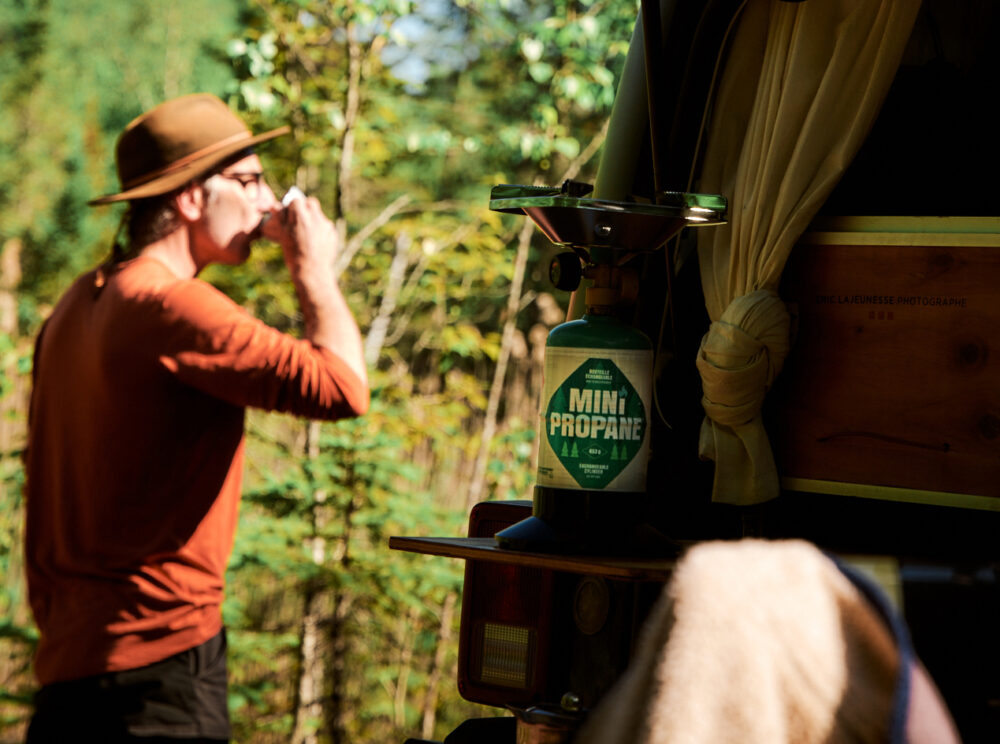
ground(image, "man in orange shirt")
xmin=24 ymin=94 xmax=369 ymax=742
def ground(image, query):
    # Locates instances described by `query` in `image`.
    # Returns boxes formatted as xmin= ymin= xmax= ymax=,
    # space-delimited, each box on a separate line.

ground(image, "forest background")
xmin=0 ymin=0 xmax=638 ymax=741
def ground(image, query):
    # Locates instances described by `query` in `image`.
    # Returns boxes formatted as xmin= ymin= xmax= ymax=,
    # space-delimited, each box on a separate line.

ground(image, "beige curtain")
xmin=696 ymin=0 xmax=921 ymax=505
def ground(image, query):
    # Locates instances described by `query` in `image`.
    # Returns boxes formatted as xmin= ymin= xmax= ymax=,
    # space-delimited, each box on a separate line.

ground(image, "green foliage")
xmin=0 ymin=328 xmax=34 ymax=734
xmin=0 ymin=0 xmax=639 ymax=741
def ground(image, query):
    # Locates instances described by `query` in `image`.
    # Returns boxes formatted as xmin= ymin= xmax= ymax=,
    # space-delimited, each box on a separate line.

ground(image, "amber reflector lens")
xmin=475 ymin=621 xmax=536 ymax=688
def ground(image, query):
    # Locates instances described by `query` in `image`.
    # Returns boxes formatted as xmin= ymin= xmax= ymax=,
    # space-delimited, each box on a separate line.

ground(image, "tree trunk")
xmin=465 ymin=218 xmax=534 ymax=510
xmin=335 ymin=4 xmax=363 ymax=222
xmin=420 ymin=591 xmax=458 ymax=739
xmin=292 ymin=583 xmax=327 ymax=744
xmin=292 ymin=421 xmax=329 ymax=744
xmin=0 ymin=238 xmax=22 ymax=457
xmin=0 ymin=238 xmax=20 ymax=336
xmin=326 ymin=482 xmax=360 ymax=744
xmin=364 ymin=232 xmax=411 ymax=366
xmin=394 ymin=606 xmax=419 ymax=727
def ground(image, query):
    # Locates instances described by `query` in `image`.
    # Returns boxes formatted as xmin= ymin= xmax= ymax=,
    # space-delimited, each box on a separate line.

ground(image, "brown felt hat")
xmin=88 ymin=93 xmax=289 ymax=206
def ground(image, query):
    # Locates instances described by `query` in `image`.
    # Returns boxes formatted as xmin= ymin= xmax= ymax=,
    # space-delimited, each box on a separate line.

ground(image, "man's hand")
xmin=260 ymin=194 xmax=367 ymax=388
xmin=261 ymin=196 xmax=337 ymax=281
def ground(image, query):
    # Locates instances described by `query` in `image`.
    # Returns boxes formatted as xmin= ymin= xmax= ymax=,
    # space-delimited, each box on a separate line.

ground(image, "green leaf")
xmin=528 ymin=62 xmax=554 ymax=83
xmin=553 ymin=136 xmax=580 ymax=159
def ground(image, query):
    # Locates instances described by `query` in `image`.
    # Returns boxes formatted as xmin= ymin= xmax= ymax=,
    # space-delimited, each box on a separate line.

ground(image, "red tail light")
xmin=458 ymin=501 xmax=553 ymax=706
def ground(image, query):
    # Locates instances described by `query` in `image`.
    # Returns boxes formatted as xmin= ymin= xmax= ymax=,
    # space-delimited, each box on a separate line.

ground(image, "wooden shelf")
xmin=388 ymin=536 xmax=676 ymax=581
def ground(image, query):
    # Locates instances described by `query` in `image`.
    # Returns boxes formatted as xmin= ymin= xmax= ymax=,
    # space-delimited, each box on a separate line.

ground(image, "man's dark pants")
xmin=27 ymin=630 xmax=230 ymax=743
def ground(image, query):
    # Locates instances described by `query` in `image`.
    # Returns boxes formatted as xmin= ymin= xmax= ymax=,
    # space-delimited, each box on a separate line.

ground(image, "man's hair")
xmin=120 ymin=194 xmax=182 ymax=260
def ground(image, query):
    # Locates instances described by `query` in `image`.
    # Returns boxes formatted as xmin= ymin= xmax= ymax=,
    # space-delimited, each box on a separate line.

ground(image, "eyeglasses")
xmin=216 ymin=171 xmax=266 ymax=201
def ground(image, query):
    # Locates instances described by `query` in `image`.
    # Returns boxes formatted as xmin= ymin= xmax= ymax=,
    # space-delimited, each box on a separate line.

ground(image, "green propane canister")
xmin=497 ymin=286 xmax=653 ymax=553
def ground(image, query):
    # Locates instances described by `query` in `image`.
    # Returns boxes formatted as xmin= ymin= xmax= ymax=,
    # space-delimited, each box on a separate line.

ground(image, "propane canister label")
xmin=537 ymin=347 xmax=651 ymax=491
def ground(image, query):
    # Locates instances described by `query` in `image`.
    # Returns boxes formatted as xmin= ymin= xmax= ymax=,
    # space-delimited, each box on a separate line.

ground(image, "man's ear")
xmin=175 ymin=182 xmax=205 ymax=223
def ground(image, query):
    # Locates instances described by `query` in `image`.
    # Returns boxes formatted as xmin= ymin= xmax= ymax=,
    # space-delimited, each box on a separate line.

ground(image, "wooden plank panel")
xmin=771 ymin=237 xmax=1000 ymax=503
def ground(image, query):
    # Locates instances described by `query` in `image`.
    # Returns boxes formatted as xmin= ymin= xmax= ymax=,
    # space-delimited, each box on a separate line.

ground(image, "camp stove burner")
xmin=489 ymin=181 xmax=727 ymax=255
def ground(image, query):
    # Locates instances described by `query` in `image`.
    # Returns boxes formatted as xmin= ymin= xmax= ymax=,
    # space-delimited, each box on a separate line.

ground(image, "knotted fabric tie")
xmin=696 ymin=289 xmax=790 ymax=504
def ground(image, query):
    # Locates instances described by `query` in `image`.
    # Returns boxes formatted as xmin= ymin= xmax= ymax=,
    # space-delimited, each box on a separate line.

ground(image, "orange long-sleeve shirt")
xmin=25 ymin=256 xmax=367 ymax=684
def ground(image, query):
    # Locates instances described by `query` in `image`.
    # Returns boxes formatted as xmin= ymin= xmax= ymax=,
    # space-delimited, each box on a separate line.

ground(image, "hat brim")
xmin=88 ymin=125 xmax=290 ymax=206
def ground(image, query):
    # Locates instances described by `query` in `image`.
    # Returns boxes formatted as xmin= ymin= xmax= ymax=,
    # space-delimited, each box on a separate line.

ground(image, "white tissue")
xmin=282 ymin=186 xmax=306 ymax=207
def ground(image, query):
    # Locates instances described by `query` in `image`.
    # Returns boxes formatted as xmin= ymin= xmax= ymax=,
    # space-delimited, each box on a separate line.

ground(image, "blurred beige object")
xmin=573 ymin=539 xmax=960 ymax=744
